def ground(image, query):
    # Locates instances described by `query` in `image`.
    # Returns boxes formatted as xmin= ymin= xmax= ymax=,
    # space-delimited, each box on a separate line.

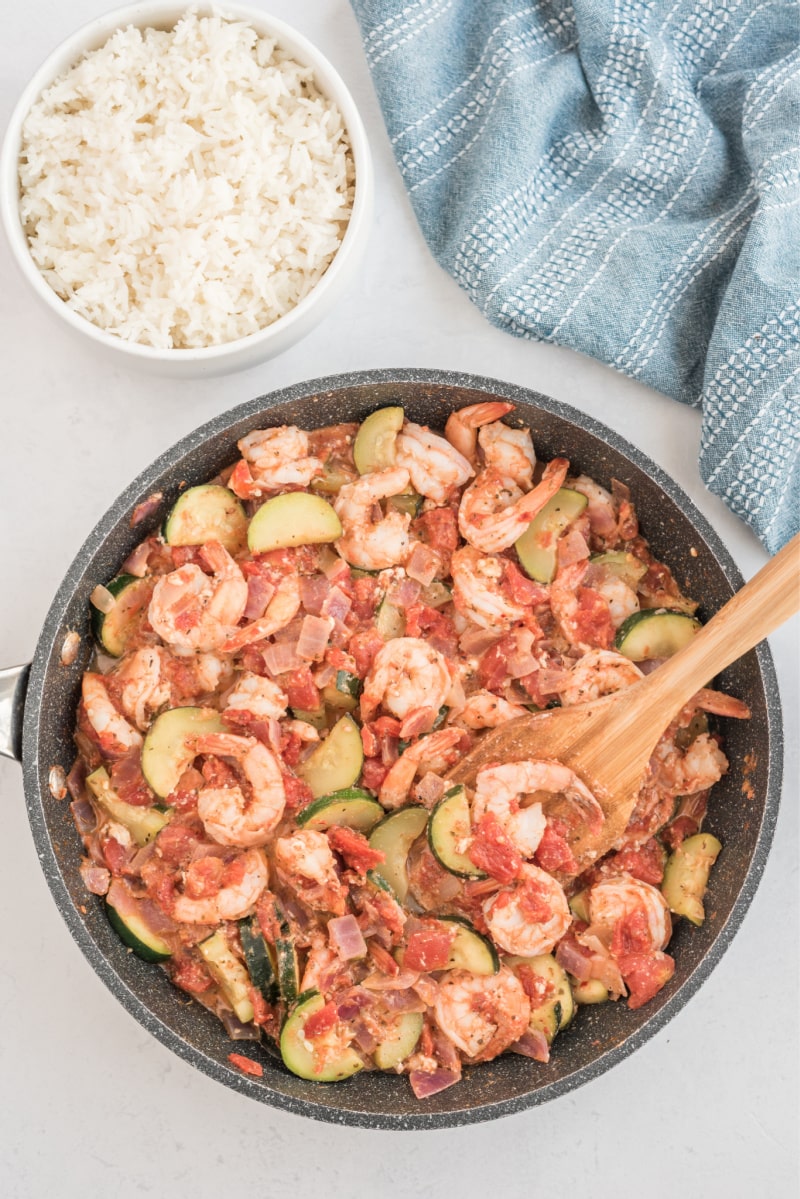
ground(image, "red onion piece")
xmin=555 ymin=939 xmax=592 ymax=982
xmin=413 ymin=976 xmax=439 ymax=1006
xmin=410 ymin=1068 xmax=461 ymax=1099
xmin=386 ymin=576 xmax=422 ymax=609
xmin=638 ymin=658 xmax=666 ymax=676
xmin=406 ymin=544 xmax=440 ymax=587
xmin=313 ymin=664 xmax=337 ymax=689
xmin=70 ymin=797 xmax=97 ymax=836
xmin=379 ymin=988 xmax=427 ymax=1013
xmin=297 ymin=615 xmax=334 ymax=662
xmin=220 ymin=1009 xmax=262 ymax=1041
xmin=507 ymin=651 xmax=539 ymax=679
xmin=80 ymin=859 xmax=111 ymax=896
xmin=300 ymin=575 xmax=330 ymax=615
xmin=321 ymin=586 xmax=352 ymax=623
xmin=90 ymin=584 xmax=116 ymax=614
xmin=361 ymin=969 xmax=421 ymax=991
xmin=459 ymin=627 xmax=501 ymax=656
xmin=415 ymin=772 xmax=445 ymax=805
xmin=262 ymin=641 xmax=303 ymax=676
xmin=243 ymin=577 xmax=275 ymax=622
xmin=328 ymin=915 xmax=367 ymax=961
xmin=320 ymin=552 xmax=350 ymax=583
xmin=273 ymin=615 xmax=305 ymax=644
xmin=121 ymin=540 xmax=152 ymax=577
xmin=557 ymin=528 xmax=590 ymax=567
xmin=353 ymin=1022 xmax=378 ymax=1054
xmin=130 ymin=492 xmax=163 ymax=528
xmin=510 ymin=1028 xmax=550 ymax=1062
xmin=399 ymin=706 xmax=437 ymax=739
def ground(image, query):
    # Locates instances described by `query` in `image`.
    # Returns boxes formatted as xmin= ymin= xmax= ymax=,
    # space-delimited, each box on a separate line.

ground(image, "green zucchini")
xmin=590 ymin=551 xmax=648 ymax=590
xmin=296 ymin=714 xmax=364 ymax=798
xmin=163 ymin=484 xmax=247 ymax=553
xmin=427 ymin=785 xmax=486 ymax=879
xmin=247 ymin=492 xmax=342 ymax=554
xmin=572 ymin=978 xmax=609 ymax=1005
xmin=419 ymin=580 xmax=452 ymax=609
xmin=86 ymin=767 xmax=170 ymax=846
xmin=320 ymin=670 xmax=362 ymax=714
xmin=386 ymin=492 xmax=423 ymax=518
xmin=91 ymin=574 xmax=155 ymax=658
xmin=373 ymin=1012 xmax=424 ymax=1071
xmin=141 ymin=706 xmax=225 ymax=799
xmin=568 ymin=889 xmax=591 ymax=924
xmin=440 ymin=916 xmax=499 ymax=975
xmin=506 ymin=953 xmax=575 ymax=1041
xmin=280 ymin=991 xmax=363 ymax=1082
xmin=106 ymin=899 xmax=171 ymax=962
xmin=375 ymin=597 xmax=406 ymax=641
xmin=239 ymin=915 xmax=279 ymax=1005
xmin=515 ymin=489 xmax=588 ymax=583
xmin=271 ymin=897 xmax=300 ymax=1005
xmin=297 ymin=788 xmax=384 ymax=833
xmin=661 ymin=832 xmax=722 ymax=925
xmin=353 ymin=407 xmax=404 ymax=475
xmin=198 ymin=931 xmax=255 ymax=1025
xmin=616 ymin=608 xmax=701 ymax=661
xmin=368 ymin=806 xmax=429 ymax=902
xmin=290 ymin=707 xmax=328 ymax=732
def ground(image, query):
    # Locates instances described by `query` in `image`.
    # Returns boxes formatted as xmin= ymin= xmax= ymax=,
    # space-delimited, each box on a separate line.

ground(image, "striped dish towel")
xmin=350 ymin=0 xmax=799 ymax=552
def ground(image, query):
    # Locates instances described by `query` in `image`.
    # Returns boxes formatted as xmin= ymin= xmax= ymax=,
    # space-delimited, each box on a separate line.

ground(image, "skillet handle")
xmin=0 ymin=663 xmax=30 ymax=762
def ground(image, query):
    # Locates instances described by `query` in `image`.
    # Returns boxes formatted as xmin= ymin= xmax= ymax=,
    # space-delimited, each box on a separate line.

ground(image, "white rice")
xmin=18 ymin=9 xmax=354 ymax=349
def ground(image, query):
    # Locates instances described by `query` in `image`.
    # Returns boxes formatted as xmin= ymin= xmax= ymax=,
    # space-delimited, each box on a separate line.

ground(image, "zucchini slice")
xmin=91 ymin=574 xmax=155 ymax=658
xmin=320 ymin=671 xmax=362 ymax=715
xmin=280 ymin=991 xmax=363 ymax=1082
xmin=198 ymin=931 xmax=255 ymax=1025
xmin=248 ymin=492 xmax=342 ymax=554
xmin=353 ymin=407 xmax=404 ymax=475
xmin=297 ymin=788 xmax=384 ymax=833
xmin=506 ymin=953 xmax=575 ymax=1040
xmin=239 ymin=916 xmax=279 ymax=1005
xmin=141 ymin=706 xmax=225 ymax=799
xmin=375 ymin=597 xmax=406 ymax=641
xmin=590 ymin=551 xmax=648 ymax=590
xmin=568 ymin=889 xmax=591 ymax=924
xmin=440 ymin=916 xmax=499 ymax=975
xmin=572 ymin=978 xmax=609 ymax=1005
xmin=271 ymin=897 xmax=300 ymax=1005
xmin=296 ymin=714 xmax=364 ymax=799
xmin=428 ymin=786 xmax=486 ymax=879
xmin=86 ymin=767 xmax=170 ymax=846
xmin=661 ymin=832 xmax=722 ymax=925
xmin=515 ymin=489 xmax=588 ymax=583
xmin=386 ymin=492 xmax=423 ymax=518
xmin=106 ymin=899 xmax=171 ymax=962
xmin=616 ymin=608 xmax=701 ymax=661
xmin=373 ymin=1012 xmax=424 ymax=1071
xmin=163 ymin=484 xmax=247 ymax=553
xmin=368 ymin=806 xmax=429 ymax=902
xmin=291 ymin=706 xmax=328 ymax=732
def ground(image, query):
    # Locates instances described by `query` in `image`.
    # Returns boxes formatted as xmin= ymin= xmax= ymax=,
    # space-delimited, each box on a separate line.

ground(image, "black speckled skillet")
xmin=0 ymin=369 xmax=783 ymax=1130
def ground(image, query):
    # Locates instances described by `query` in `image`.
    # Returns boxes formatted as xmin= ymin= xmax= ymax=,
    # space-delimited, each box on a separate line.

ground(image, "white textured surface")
xmin=0 ymin=3 xmax=797 ymax=1196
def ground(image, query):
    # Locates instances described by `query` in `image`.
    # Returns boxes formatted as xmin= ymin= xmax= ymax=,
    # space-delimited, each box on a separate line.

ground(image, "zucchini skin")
xmin=106 ymin=901 xmax=172 ymax=962
xmin=91 ymin=574 xmax=154 ymax=658
xmin=661 ymin=833 xmax=722 ymax=925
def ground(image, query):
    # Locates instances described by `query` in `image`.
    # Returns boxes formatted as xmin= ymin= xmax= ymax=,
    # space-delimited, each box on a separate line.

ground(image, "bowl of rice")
xmin=0 ymin=4 xmax=372 ymax=375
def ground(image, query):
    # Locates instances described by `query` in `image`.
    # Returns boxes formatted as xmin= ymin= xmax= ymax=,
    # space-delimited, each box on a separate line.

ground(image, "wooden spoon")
xmin=447 ymin=532 xmax=800 ymax=868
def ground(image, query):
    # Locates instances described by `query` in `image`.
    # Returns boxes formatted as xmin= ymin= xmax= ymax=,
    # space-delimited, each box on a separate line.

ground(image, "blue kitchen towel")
xmin=350 ymin=0 xmax=799 ymax=552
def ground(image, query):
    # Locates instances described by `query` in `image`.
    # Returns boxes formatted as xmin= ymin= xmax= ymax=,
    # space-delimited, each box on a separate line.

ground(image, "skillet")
xmin=0 ymin=368 xmax=782 ymax=1130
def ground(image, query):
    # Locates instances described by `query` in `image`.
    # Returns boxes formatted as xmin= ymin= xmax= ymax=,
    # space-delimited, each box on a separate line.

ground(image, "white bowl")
xmin=0 ymin=3 xmax=373 ymax=377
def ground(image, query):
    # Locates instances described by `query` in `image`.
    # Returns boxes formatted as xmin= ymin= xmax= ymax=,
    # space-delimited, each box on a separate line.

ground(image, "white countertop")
xmin=1 ymin=2 xmax=797 ymax=1195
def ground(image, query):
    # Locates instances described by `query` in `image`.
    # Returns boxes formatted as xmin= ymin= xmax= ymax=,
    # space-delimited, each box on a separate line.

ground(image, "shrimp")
xmin=192 ymin=733 xmax=285 ymax=847
xmin=395 ymin=422 xmax=474 ymax=505
xmin=570 ymin=476 xmax=620 ymax=548
xmin=457 ymin=690 xmax=529 ymax=729
xmin=148 ymin=540 xmax=248 ymax=654
xmin=592 ymin=573 xmax=640 ymax=628
xmin=458 ymin=458 xmax=569 ymax=553
xmin=433 ymin=967 xmax=530 ymax=1061
xmin=332 ymin=467 xmax=413 ymax=571
xmin=223 ymin=672 xmax=288 ymax=721
xmin=476 ymin=758 xmax=605 ymax=850
xmin=651 ymin=732 xmax=729 ymax=798
xmin=483 ymin=864 xmax=572 ymax=956
xmin=361 ymin=637 xmax=452 ymax=722
xmin=232 ymin=426 xmax=324 ymax=496
xmin=549 ymin=561 xmax=614 ymax=649
xmin=220 ymin=575 xmax=301 ymax=653
xmin=444 ymin=401 xmax=514 ymax=464
xmin=478 ymin=422 xmax=535 ymax=490
xmin=81 ymin=673 xmax=143 ymax=756
xmin=273 ymin=829 xmax=347 ymax=914
xmin=172 ymin=847 xmax=268 ymax=923
xmin=115 ymin=646 xmax=171 ymax=730
xmin=379 ymin=728 xmax=463 ymax=809
xmin=559 ymin=649 xmax=644 ymax=707
xmin=588 ymin=874 xmax=671 ymax=953
xmin=450 ymin=546 xmax=527 ymax=630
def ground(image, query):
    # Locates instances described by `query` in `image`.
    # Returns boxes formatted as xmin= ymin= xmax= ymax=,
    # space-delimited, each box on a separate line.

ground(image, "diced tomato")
xmin=420 ymin=1023 xmax=435 ymax=1058
xmin=239 ymin=645 xmax=268 ymax=676
xmin=227 ymin=1052 xmax=264 ymax=1077
xmin=573 ymin=588 xmax=615 ymax=648
xmin=351 ymin=576 xmax=380 ymax=621
xmin=303 ymin=1000 xmax=339 ymax=1040
xmin=610 ymin=838 xmax=666 ymax=885
xmin=361 ymin=758 xmax=389 ymax=791
xmin=368 ymin=941 xmax=400 ymax=976
xmin=284 ymin=666 xmax=320 ymax=712
xmin=534 ymin=819 xmax=578 ymax=874
xmin=468 ymin=813 xmax=522 ymax=883
xmin=183 ymin=856 xmax=224 ymax=899
xmin=102 ymin=835 xmax=130 ymax=876
xmin=174 ymin=607 xmax=201 ymax=634
xmin=171 ymin=956 xmax=214 ymax=995
xmin=166 ymin=766 xmax=204 ymax=813
xmin=171 ymin=545 xmax=205 ymax=569
xmin=361 ymin=724 xmax=379 ymax=757
xmin=517 ymin=876 xmax=556 ymax=923
xmin=201 ymin=755 xmax=239 ymax=789
xmin=610 ymin=909 xmax=655 ymax=959
xmin=255 ymin=891 xmax=280 ymax=944
xmin=327 ymin=826 xmax=386 ymax=874
xmin=403 ymin=920 xmax=458 ymax=971
xmin=155 ymin=818 xmax=204 ymax=866
xmin=477 ymin=638 xmax=512 ymax=691
xmin=228 ymin=458 xmax=259 ymax=500
xmin=109 ymin=753 xmax=155 ymax=808
xmin=515 ymin=964 xmax=555 ymax=1006
xmin=416 ymin=507 xmax=459 ymax=570
xmin=280 ymin=731 xmax=305 ymax=767
xmin=282 ymin=773 xmax=313 ymax=811
xmin=348 ymin=628 xmax=385 ymax=677
xmin=502 ymin=560 xmax=549 ymax=606
xmin=326 ymin=646 xmax=356 ymax=672
xmin=662 ymin=816 xmax=698 ymax=850
xmin=249 ymin=988 xmax=273 ymax=1027
xmin=618 ymin=951 xmax=675 ymax=1009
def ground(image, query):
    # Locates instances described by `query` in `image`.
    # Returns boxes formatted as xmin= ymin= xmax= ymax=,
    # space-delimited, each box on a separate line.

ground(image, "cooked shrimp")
xmin=149 ymin=541 xmax=248 ymax=654
xmin=433 ymin=967 xmax=530 ymax=1061
xmin=571 ymin=476 xmax=620 ymax=548
xmin=652 ymin=732 xmax=729 ymax=798
xmin=82 ymin=673 xmax=143 ymax=756
xmin=550 ymin=561 xmax=615 ymax=649
xmin=116 ymin=646 xmax=171 ymax=731
xmin=273 ymin=829 xmax=346 ymax=914
xmin=172 ymin=848 xmax=268 ymax=923
xmin=588 ymin=874 xmax=671 ymax=953
xmin=458 ymin=458 xmax=569 ymax=553
xmin=444 ymin=401 xmax=514 ymax=464
xmin=234 ymin=426 xmax=324 ymax=494
xmin=223 ymin=672 xmax=288 ymax=720
xmin=450 ymin=546 xmax=527 ymax=630
xmin=475 ymin=758 xmax=605 ymax=853
xmin=559 ymin=649 xmax=643 ymax=707
xmin=478 ymin=421 xmax=535 ymax=490
xmin=361 ymin=637 xmax=451 ymax=722
xmin=458 ymin=690 xmax=528 ymax=729
xmin=395 ymin=422 xmax=473 ymax=505
xmin=379 ymin=728 xmax=463 ymax=809
xmin=333 ymin=467 xmax=413 ymax=570
xmin=483 ymin=864 xmax=572 ymax=956
xmin=192 ymin=733 xmax=285 ymax=847
xmin=592 ymin=573 xmax=640 ymax=628
xmin=220 ymin=575 xmax=301 ymax=653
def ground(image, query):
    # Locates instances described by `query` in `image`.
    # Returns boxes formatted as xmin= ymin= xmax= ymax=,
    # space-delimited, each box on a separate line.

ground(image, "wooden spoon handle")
xmin=639 ymin=532 xmax=800 ymax=713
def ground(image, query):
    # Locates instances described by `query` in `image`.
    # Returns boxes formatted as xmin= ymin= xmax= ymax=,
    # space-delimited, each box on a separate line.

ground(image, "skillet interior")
xmin=22 ymin=369 xmax=782 ymax=1129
